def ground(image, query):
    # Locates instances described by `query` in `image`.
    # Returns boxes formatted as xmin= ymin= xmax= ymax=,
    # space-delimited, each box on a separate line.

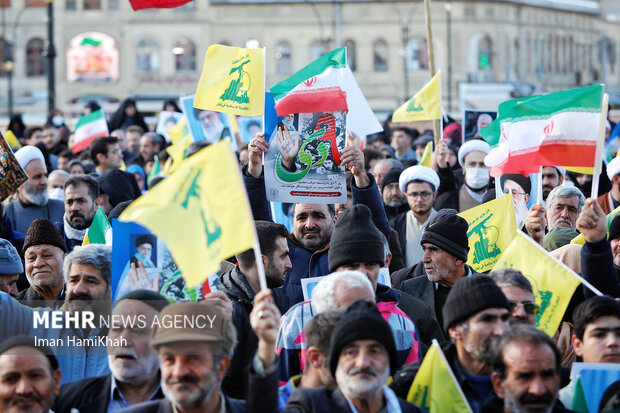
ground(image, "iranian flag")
xmin=129 ymin=0 xmax=192 ymax=10
xmin=83 ymin=207 xmax=112 ymax=245
xmin=484 ymin=85 xmax=603 ymax=177
xmin=270 ymin=47 xmax=347 ymax=116
xmin=72 ymin=109 xmax=109 ymax=154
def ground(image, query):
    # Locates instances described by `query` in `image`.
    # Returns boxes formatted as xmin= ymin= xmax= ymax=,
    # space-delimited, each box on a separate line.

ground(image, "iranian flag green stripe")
xmin=270 ymin=47 xmax=347 ymax=116
xmin=484 ymin=85 xmax=603 ymax=177
xmin=73 ymin=109 xmax=109 ymax=154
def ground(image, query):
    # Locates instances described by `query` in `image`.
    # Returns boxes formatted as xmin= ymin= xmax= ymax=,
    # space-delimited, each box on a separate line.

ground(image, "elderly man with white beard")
xmin=54 ymin=290 xmax=169 ymax=413
xmin=6 ymin=146 xmax=64 ymax=235
xmin=500 ymin=174 xmax=531 ymax=230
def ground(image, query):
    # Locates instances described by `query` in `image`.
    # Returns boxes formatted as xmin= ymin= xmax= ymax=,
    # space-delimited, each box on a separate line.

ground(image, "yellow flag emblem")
xmin=120 ymin=140 xmax=257 ymax=286
xmin=194 ymin=44 xmax=264 ymax=116
xmin=407 ymin=340 xmax=472 ymax=413
xmin=392 ymin=72 xmax=441 ymax=123
xmin=458 ymin=194 xmax=517 ymax=273
xmin=493 ymin=231 xmax=582 ymax=336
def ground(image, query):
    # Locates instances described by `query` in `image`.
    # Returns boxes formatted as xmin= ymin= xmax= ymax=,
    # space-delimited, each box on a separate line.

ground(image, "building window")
xmin=344 ymin=39 xmax=356 ymax=71
xmin=310 ymin=40 xmax=326 ymax=62
xmin=173 ymin=38 xmax=196 ymax=71
xmin=406 ymin=38 xmax=428 ymax=71
xmin=373 ymin=38 xmax=388 ymax=72
xmin=83 ymin=0 xmax=100 ymax=10
xmin=26 ymin=38 xmax=46 ymax=77
xmin=136 ymin=39 xmax=159 ymax=73
xmin=275 ymin=41 xmax=291 ymax=75
xmin=478 ymin=35 xmax=492 ymax=70
xmin=65 ymin=0 xmax=76 ymax=9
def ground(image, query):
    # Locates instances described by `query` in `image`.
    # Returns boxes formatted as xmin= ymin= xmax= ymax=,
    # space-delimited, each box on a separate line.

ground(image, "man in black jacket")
xmin=220 ymin=220 xmax=291 ymax=398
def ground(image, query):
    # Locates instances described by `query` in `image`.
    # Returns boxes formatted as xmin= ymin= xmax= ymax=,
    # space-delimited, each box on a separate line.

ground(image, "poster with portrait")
xmin=264 ymin=111 xmax=347 ymax=204
xmin=179 ymin=95 xmax=236 ymax=150
xmin=463 ymin=110 xmax=497 ymax=143
xmin=111 ymin=220 xmax=207 ymax=302
xmin=155 ymin=111 xmax=184 ymax=143
xmin=0 ymin=131 xmax=28 ymax=202
xmin=237 ymin=116 xmax=263 ymax=143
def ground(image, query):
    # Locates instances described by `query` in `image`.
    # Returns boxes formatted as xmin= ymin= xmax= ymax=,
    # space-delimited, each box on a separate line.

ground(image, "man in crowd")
xmin=245 ymin=133 xmax=390 ymax=305
xmin=48 ymin=170 xmax=69 ymax=201
xmin=542 ymin=166 xmax=565 ymax=203
xmin=397 ymin=211 xmax=478 ymax=327
xmin=136 ymin=133 xmax=164 ymax=168
xmin=283 ymin=300 xmax=424 ymax=412
xmin=488 ymin=269 xmax=538 ymax=325
xmin=278 ymin=310 xmax=341 ymax=409
xmin=0 ymin=239 xmax=22 ymax=298
xmin=442 ymin=276 xmax=511 ymax=411
xmin=90 ymin=136 xmax=124 ymax=176
xmin=220 ymin=220 xmax=291 ymax=398
xmin=380 ymin=168 xmax=408 ymax=220
xmin=390 ymin=127 xmax=416 ymax=162
xmin=56 ymin=175 xmax=101 ymax=252
xmin=6 ymin=146 xmax=64 ymax=234
xmin=0 ymin=336 xmax=62 ymax=413
xmin=525 ymin=185 xmax=585 ymax=246
xmin=369 ymin=158 xmax=403 ymax=187
xmin=390 ymin=165 xmax=440 ymax=269
xmin=17 ymin=219 xmax=66 ymax=309
xmin=111 ymin=128 xmax=138 ymax=164
xmin=55 ymin=290 xmax=169 ymax=412
xmin=24 ymin=126 xmax=44 ymax=146
xmin=125 ymin=126 xmax=144 ymax=158
xmin=435 ymin=139 xmax=491 ymax=212
xmin=576 ymin=198 xmax=620 ymax=298
xmin=487 ymin=325 xmax=568 ymax=413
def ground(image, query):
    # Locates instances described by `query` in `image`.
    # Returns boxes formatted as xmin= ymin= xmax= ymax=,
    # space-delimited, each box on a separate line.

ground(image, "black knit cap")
xmin=442 ymin=275 xmax=510 ymax=332
xmin=97 ymin=169 xmax=138 ymax=209
xmin=420 ymin=209 xmax=469 ymax=262
xmin=114 ymin=289 xmax=170 ymax=312
xmin=329 ymin=300 xmax=398 ymax=376
xmin=23 ymin=218 xmax=66 ymax=254
xmin=380 ymin=168 xmax=403 ymax=192
xmin=609 ymin=214 xmax=620 ymax=241
xmin=328 ymin=204 xmax=384 ymax=272
xmin=0 ymin=335 xmax=58 ymax=370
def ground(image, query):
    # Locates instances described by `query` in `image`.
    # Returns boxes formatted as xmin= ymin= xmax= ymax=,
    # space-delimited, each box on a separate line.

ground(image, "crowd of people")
xmin=0 ymin=99 xmax=618 ymax=413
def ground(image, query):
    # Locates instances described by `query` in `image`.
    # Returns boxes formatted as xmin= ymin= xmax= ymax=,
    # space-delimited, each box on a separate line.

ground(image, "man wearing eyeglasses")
xmin=488 ymin=269 xmax=539 ymax=326
xmin=389 ymin=165 xmax=440 ymax=276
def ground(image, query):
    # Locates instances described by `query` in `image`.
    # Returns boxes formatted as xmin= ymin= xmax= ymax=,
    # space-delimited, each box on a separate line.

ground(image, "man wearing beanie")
xmin=390 ymin=164 xmax=440 ymax=269
xmin=55 ymin=290 xmax=168 ymax=413
xmin=380 ymin=168 xmax=408 ymax=220
xmin=0 ymin=239 xmax=23 ymax=297
xmin=576 ymin=198 xmax=620 ymax=298
xmin=6 ymin=145 xmax=64 ymax=234
xmin=17 ymin=218 xmax=67 ymax=309
xmin=328 ymin=204 xmax=443 ymax=354
xmin=397 ymin=210 xmax=481 ymax=328
xmin=441 ymin=276 xmax=510 ymax=411
xmin=283 ymin=300 xmax=424 ymax=413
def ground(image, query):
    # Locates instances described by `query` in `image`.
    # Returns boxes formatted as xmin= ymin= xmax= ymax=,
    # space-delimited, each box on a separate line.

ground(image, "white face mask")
xmin=51 ymin=115 xmax=64 ymax=127
xmin=48 ymin=187 xmax=64 ymax=201
xmin=465 ymin=167 xmax=490 ymax=190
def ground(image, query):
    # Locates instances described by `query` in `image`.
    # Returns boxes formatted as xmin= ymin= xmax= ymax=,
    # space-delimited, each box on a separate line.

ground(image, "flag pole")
xmin=253 ymin=241 xmax=268 ymax=291
xmin=536 ymin=166 xmax=543 ymax=205
xmin=590 ymin=92 xmax=609 ymax=199
xmin=261 ymin=47 xmax=267 ymax=132
xmin=424 ymin=0 xmax=440 ymax=146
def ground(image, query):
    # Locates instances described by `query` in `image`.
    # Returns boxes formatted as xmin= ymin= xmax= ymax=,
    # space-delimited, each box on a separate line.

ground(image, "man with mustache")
xmin=6 ymin=146 xmax=64 ymax=235
xmin=283 ymin=300 xmax=424 ymax=412
xmin=55 ymin=290 xmax=169 ymax=413
xmin=55 ymin=175 xmax=101 ymax=252
xmin=17 ymin=219 xmax=67 ymax=309
xmin=525 ymin=186 xmax=585 ymax=247
xmin=0 ymin=336 xmax=61 ymax=413
xmin=488 ymin=269 xmax=539 ymax=326
xmin=487 ymin=325 xmax=569 ymax=413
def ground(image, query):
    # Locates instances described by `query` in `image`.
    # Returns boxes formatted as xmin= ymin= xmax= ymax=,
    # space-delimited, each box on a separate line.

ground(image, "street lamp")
xmin=43 ymin=0 xmax=56 ymax=114
xmin=445 ymin=0 xmax=452 ymax=113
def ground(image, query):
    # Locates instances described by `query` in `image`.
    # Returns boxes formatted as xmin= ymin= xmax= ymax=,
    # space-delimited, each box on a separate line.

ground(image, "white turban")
xmin=607 ymin=157 xmax=620 ymax=181
xmin=399 ymin=165 xmax=440 ymax=193
xmin=553 ymin=166 xmax=566 ymax=177
xmin=458 ymin=139 xmax=490 ymax=167
xmin=15 ymin=145 xmax=46 ymax=171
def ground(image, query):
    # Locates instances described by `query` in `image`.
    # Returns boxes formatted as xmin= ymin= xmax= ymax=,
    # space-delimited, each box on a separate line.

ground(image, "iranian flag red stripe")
xmin=270 ymin=48 xmax=347 ymax=116
xmin=72 ymin=109 xmax=109 ymax=154
xmin=129 ymin=0 xmax=192 ymax=10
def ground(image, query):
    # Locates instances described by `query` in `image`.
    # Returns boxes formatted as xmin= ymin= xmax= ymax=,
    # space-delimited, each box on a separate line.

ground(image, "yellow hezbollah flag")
xmin=458 ymin=194 xmax=517 ymax=273
xmin=493 ymin=231 xmax=582 ymax=336
xmin=194 ymin=44 xmax=264 ymax=117
xmin=571 ymin=205 xmax=620 ymax=245
xmin=392 ymin=72 xmax=441 ymax=123
xmin=407 ymin=340 xmax=472 ymax=413
xmin=120 ymin=140 xmax=256 ymax=285
xmin=420 ymin=141 xmax=432 ymax=167
xmin=164 ymin=118 xmax=192 ymax=174
xmin=4 ymin=130 xmax=22 ymax=149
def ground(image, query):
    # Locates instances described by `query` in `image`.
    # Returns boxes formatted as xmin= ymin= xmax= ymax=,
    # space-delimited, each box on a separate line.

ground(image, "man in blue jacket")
xmin=244 ymin=133 xmax=390 ymax=305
